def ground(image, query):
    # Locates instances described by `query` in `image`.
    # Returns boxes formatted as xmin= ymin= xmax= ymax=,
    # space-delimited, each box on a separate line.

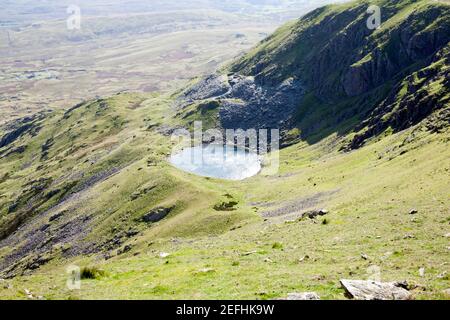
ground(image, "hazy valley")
xmin=0 ymin=0 xmax=338 ymax=124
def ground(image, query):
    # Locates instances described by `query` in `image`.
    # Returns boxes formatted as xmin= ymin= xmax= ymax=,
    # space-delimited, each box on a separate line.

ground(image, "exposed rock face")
xmin=180 ymin=74 xmax=305 ymax=130
xmin=141 ymin=207 xmax=173 ymax=223
xmin=0 ymin=112 xmax=46 ymax=149
xmin=340 ymin=279 xmax=412 ymax=300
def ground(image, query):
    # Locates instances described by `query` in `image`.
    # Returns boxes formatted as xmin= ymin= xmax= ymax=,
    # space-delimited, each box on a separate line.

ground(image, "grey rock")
xmin=219 ymin=75 xmax=305 ymax=130
xmin=40 ymin=224 xmax=50 ymax=232
xmin=141 ymin=207 xmax=172 ymax=223
xmin=24 ymin=288 xmax=34 ymax=299
xmin=49 ymin=211 xmax=65 ymax=222
xmin=340 ymin=279 xmax=412 ymax=300
xmin=284 ymin=292 xmax=320 ymax=300
xmin=179 ymin=73 xmax=305 ymax=131
xmin=159 ymin=252 xmax=170 ymax=258
xmin=126 ymin=229 xmax=139 ymax=238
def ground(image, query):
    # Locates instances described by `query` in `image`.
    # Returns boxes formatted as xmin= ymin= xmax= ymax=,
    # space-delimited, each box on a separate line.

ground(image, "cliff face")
xmin=219 ymin=0 xmax=450 ymax=147
xmin=342 ymin=5 xmax=450 ymax=97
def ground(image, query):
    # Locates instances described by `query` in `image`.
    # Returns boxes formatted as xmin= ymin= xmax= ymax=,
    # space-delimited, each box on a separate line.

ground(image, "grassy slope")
xmin=0 ymin=111 xmax=448 ymax=299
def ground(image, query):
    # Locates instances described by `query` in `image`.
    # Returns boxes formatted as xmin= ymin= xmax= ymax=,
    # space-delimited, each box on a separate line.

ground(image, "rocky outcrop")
xmin=343 ymin=49 xmax=398 ymax=97
xmin=0 ymin=112 xmax=46 ymax=149
xmin=346 ymin=44 xmax=450 ymax=150
xmin=281 ymin=292 xmax=320 ymax=300
xmin=180 ymin=74 xmax=305 ymax=130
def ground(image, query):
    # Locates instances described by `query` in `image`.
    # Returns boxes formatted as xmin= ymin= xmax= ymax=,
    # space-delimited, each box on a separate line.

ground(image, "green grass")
xmin=0 ymin=0 xmax=449 ymax=301
xmin=80 ymin=267 xmax=106 ymax=280
xmin=1 ymin=111 xmax=448 ymax=299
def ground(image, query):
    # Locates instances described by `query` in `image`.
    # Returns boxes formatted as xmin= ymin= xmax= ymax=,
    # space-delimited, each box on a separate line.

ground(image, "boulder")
xmin=360 ymin=253 xmax=369 ymax=260
xmin=241 ymin=250 xmax=257 ymax=256
xmin=301 ymin=209 xmax=329 ymax=219
xmin=284 ymin=292 xmax=320 ymax=300
xmin=213 ymin=201 xmax=238 ymax=211
xmin=419 ymin=267 xmax=426 ymax=277
xmin=126 ymin=229 xmax=139 ymax=238
xmin=298 ymin=255 xmax=310 ymax=262
xmin=340 ymin=280 xmax=412 ymax=300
